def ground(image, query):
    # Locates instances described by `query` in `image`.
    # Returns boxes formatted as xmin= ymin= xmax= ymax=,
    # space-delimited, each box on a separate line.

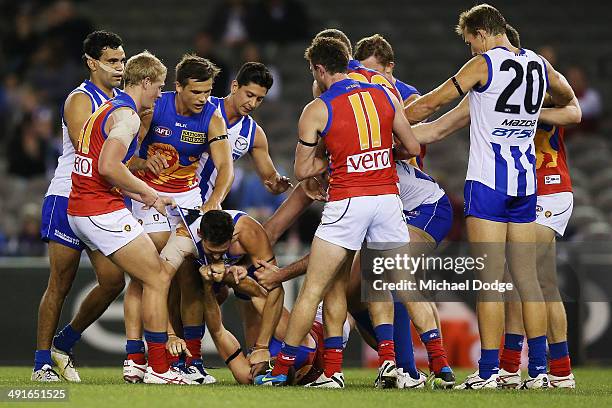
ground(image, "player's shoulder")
xmin=394 ymin=78 xmax=420 ymax=101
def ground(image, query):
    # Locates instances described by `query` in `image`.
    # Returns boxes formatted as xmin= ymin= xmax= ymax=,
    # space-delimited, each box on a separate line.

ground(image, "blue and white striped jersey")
xmin=198 ymin=96 xmax=257 ymax=202
xmin=467 ymin=47 xmax=548 ymax=196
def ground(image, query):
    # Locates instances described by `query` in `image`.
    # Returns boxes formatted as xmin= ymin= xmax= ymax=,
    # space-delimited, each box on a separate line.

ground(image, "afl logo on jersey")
xmin=235 ymin=137 xmax=248 ymax=151
xmin=154 ymin=126 xmax=172 ymax=137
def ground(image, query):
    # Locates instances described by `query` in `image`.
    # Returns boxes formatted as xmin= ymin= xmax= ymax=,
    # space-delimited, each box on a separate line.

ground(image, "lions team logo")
xmin=545 ymin=211 xmax=552 ymax=218
xmin=124 ymin=225 xmax=132 ymax=232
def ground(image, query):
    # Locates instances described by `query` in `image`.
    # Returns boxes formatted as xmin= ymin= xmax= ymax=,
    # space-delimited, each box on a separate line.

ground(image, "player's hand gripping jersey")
xmin=68 ymin=92 xmax=139 ymax=216
xmin=467 ymin=47 xmax=548 ymax=197
xmin=318 ymin=78 xmax=398 ymax=202
xmin=137 ymin=92 xmax=218 ymax=193
xmin=534 ymin=124 xmax=572 ymax=195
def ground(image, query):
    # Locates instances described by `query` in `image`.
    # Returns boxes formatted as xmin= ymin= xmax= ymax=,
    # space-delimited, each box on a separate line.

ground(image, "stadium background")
xmin=0 ymin=0 xmax=610 ymax=369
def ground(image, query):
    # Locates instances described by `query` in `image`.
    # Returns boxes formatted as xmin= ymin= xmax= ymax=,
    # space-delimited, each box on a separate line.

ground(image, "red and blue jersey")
xmin=535 ymin=124 xmax=572 ymax=195
xmin=137 ymin=92 xmax=217 ymax=193
xmin=319 ymin=78 xmax=398 ymax=201
xmin=68 ymin=92 xmax=139 ymax=216
xmin=347 ymin=59 xmax=401 ymax=100
xmin=394 ymin=78 xmax=420 ymax=104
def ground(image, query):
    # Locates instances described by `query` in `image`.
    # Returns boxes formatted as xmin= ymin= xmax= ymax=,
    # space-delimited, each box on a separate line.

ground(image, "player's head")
xmin=199 ymin=210 xmax=234 ymax=262
xmin=505 ymin=24 xmax=521 ymax=48
xmin=175 ymin=54 xmax=220 ymax=114
xmin=314 ymin=28 xmax=352 ymax=57
xmin=124 ymin=50 xmax=167 ymax=110
xmin=455 ymin=3 xmax=507 ymax=55
xmin=82 ymin=30 xmax=125 ymax=88
xmin=354 ymin=34 xmax=395 ymax=81
xmin=305 ymin=37 xmax=350 ymax=92
xmin=229 ymin=62 xmax=273 ymax=116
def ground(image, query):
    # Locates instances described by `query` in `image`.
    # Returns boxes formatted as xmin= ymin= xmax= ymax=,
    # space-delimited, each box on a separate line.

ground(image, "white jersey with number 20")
xmin=467 ymin=47 xmax=548 ymax=197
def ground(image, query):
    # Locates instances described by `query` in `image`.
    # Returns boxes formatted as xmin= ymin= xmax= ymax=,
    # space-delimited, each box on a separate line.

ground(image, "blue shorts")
xmin=404 ymin=195 xmax=453 ymax=246
xmin=464 ymin=180 xmax=536 ymax=223
xmin=40 ymin=195 xmax=85 ymax=251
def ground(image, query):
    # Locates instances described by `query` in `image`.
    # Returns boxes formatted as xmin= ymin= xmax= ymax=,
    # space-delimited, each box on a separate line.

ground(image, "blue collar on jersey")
xmin=83 ymin=79 xmax=116 ymax=100
xmin=348 ymin=59 xmax=363 ymax=70
xmin=218 ymin=97 xmax=244 ymax=128
xmin=491 ymin=46 xmax=526 ymax=55
xmin=113 ymin=92 xmax=137 ymax=111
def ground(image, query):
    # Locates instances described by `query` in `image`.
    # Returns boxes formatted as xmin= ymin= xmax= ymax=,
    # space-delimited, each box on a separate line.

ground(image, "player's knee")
xmin=100 ymin=275 xmax=126 ymax=297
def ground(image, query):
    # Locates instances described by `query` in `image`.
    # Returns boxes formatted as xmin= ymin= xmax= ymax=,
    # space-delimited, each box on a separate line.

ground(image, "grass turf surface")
xmin=1 ymin=367 xmax=611 ymax=407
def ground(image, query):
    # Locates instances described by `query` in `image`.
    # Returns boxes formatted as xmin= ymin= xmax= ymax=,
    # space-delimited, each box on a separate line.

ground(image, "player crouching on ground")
xmin=121 ymin=209 xmax=285 ymax=383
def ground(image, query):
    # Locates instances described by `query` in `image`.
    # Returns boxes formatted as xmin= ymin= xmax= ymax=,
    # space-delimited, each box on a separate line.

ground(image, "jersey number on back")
xmin=348 ymin=92 xmax=381 ymax=150
xmin=494 ymin=60 xmax=545 ymax=115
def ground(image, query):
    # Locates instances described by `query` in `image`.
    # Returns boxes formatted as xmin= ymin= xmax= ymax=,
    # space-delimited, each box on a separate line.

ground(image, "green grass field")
xmin=1 ymin=367 xmax=611 ymax=407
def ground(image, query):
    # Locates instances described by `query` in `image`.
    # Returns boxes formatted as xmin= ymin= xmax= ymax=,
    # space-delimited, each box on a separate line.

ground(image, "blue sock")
xmin=34 ymin=350 xmax=53 ymax=371
xmin=269 ymin=337 xmax=283 ymax=357
xmin=419 ymin=328 xmax=440 ymax=344
xmin=478 ymin=349 xmax=499 ymax=379
xmin=374 ymin=324 xmax=394 ymax=342
xmin=527 ymin=335 xmax=547 ymax=377
xmin=125 ymin=339 xmax=145 ymax=355
xmin=393 ymin=302 xmax=418 ymax=379
xmin=504 ymin=333 xmax=524 ymax=351
xmin=52 ymin=324 xmax=82 ymax=353
xmin=280 ymin=343 xmax=300 ymax=358
xmin=183 ymin=325 xmax=205 ymax=340
xmin=549 ymin=341 xmax=569 ymax=359
xmin=324 ymin=336 xmax=343 ymax=350
xmin=144 ymin=330 xmax=168 ymax=344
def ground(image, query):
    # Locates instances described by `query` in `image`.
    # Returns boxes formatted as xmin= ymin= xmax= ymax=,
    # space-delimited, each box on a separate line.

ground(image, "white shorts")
xmin=131 ymin=188 xmax=202 ymax=234
xmin=315 ymin=194 xmax=409 ymax=251
xmin=68 ymin=208 xmax=144 ymax=256
xmin=536 ymin=192 xmax=573 ymax=236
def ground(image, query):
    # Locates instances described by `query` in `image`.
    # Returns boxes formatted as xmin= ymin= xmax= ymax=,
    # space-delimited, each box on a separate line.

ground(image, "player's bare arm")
xmin=201 ymin=279 xmax=252 ymax=384
xmin=249 ymin=125 xmax=291 ymax=194
xmin=99 ymin=107 xmax=174 ymax=215
xmin=411 ymin=96 xmax=471 ymax=144
xmin=254 ymin=254 xmax=309 ymax=291
xmin=63 ymin=92 xmax=94 ymax=149
xmin=539 ymin=95 xmax=582 ymax=126
xmin=385 ymin=87 xmax=421 ymax=157
xmin=203 ymin=111 xmax=233 ymax=212
xmin=294 ymin=99 xmax=329 ymax=180
xmin=405 ymin=55 xmax=488 ymax=123
xmin=234 ymin=216 xmax=284 ymax=349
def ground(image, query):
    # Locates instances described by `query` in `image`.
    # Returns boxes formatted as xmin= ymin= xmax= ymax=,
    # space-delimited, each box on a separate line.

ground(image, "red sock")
xmin=165 ymin=349 xmax=179 ymax=366
xmin=549 ymin=355 xmax=572 ymax=377
xmin=500 ymin=348 xmax=522 ymax=373
xmin=323 ymin=348 xmax=343 ymax=377
xmin=147 ymin=342 xmax=169 ymax=374
xmin=127 ymin=352 xmax=146 ymax=365
xmin=271 ymin=351 xmax=295 ymax=376
xmin=185 ymin=338 xmax=201 ymax=366
xmin=424 ymin=338 xmax=449 ymax=374
xmin=377 ymin=340 xmax=396 ymax=366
